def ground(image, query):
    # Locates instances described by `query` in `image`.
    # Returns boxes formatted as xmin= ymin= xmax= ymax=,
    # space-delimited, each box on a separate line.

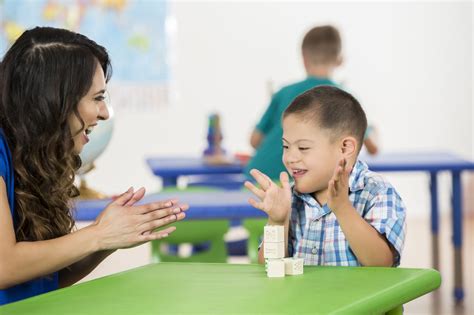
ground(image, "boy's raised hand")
xmin=327 ymin=158 xmax=352 ymax=213
xmin=244 ymin=169 xmax=292 ymax=224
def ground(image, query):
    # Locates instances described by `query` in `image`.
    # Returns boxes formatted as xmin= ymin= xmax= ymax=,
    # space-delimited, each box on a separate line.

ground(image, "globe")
xmin=76 ymin=105 xmax=114 ymax=198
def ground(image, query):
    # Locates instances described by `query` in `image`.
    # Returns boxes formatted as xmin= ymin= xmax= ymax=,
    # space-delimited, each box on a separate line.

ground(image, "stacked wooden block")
xmin=264 ymin=225 xmax=304 ymax=277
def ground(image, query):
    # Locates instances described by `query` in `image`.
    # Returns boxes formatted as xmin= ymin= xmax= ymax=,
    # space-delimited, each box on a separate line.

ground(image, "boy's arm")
xmin=332 ymin=206 xmax=393 ymax=266
xmin=250 ymin=92 xmax=281 ymax=149
xmin=363 ymin=125 xmax=379 ymax=155
xmin=250 ymin=129 xmax=264 ymax=149
xmin=363 ymin=137 xmax=378 ymax=155
xmin=328 ymin=158 xmax=402 ymax=267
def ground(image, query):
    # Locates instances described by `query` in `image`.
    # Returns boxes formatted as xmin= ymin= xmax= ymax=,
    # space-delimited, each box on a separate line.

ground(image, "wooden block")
xmin=267 ymin=259 xmax=285 ymax=278
xmin=284 ymin=258 xmax=304 ymax=275
xmin=264 ymin=225 xmax=285 ymax=243
xmin=264 ymin=241 xmax=284 ymax=259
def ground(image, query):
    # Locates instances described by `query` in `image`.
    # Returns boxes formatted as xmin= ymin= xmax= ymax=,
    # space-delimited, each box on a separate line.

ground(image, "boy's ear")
xmin=335 ymin=55 xmax=343 ymax=67
xmin=302 ymin=53 xmax=310 ymax=71
xmin=340 ymin=136 xmax=357 ymax=157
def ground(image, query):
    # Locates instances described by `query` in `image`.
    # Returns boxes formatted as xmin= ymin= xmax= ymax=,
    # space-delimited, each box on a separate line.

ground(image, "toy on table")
xmin=234 ymin=152 xmax=252 ymax=165
xmin=203 ymin=113 xmax=233 ymax=165
xmin=264 ymin=225 xmax=303 ymax=277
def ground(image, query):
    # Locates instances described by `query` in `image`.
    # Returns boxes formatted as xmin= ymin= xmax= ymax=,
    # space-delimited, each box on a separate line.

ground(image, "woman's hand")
xmin=92 ymin=187 xmax=189 ymax=250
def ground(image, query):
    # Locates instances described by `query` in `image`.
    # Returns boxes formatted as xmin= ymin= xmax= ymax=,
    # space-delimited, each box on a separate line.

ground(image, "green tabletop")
xmin=1 ymin=263 xmax=441 ymax=314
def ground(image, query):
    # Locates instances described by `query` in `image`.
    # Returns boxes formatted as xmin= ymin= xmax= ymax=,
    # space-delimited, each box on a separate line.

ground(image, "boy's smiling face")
xmin=282 ymin=114 xmax=342 ymax=197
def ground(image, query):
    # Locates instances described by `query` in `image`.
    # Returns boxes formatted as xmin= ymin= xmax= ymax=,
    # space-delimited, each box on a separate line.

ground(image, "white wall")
xmin=87 ymin=1 xmax=473 ymax=217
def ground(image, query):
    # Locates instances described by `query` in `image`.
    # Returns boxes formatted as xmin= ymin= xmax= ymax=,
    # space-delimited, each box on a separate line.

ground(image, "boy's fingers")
xmin=248 ymin=198 xmax=266 ymax=213
xmin=249 ymin=169 xmax=272 ymax=190
xmin=244 ymin=181 xmax=265 ymax=200
xmin=343 ymin=160 xmax=351 ymax=180
xmin=330 ymin=180 xmax=337 ymax=196
xmin=280 ymin=172 xmax=291 ymax=192
xmin=333 ymin=171 xmax=340 ymax=192
xmin=330 ymin=166 xmax=339 ymax=184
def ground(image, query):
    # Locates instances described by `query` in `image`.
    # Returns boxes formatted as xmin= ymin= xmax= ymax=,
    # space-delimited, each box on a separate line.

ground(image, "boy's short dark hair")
xmin=302 ymin=25 xmax=341 ymax=64
xmin=283 ymin=86 xmax=367 ymax=152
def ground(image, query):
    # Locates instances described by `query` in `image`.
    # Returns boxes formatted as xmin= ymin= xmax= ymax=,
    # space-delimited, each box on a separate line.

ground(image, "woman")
xmin=0 ymin=26 xmax=188 ymax=305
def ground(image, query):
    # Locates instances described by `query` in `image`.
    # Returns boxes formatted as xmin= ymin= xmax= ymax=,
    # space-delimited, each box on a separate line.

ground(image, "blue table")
xmin=145 ymin=151 xmax=474 ymax=301
xmin=145 ymin=157 xmax=243 ymax=187
xmin=74 ymin=190 xmax=264 ymax=221
xmin=363 ymin=151 xmax=474 ymax=301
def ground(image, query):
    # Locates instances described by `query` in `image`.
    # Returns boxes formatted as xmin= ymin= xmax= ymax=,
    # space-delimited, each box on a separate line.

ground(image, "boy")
xmin=245 ymin=86 xmax=406 ymax=266
xmin=246 ymin=25 xmax=378 ymax=181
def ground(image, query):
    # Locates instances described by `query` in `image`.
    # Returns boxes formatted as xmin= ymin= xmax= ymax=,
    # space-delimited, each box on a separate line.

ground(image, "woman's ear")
xmin=341 ymin=136 xmax=357 ymax=158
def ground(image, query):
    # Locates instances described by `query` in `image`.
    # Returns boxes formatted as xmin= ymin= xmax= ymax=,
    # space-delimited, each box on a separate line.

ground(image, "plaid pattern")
xmin=288 ymin=160 xmax=406 ymax=266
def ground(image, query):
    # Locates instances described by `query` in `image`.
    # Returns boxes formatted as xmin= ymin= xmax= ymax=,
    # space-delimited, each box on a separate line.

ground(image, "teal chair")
xmin=151 ymin=219 xmax=229 ymax=263
xmin=151 ymin=185 xmax=229 ymax=263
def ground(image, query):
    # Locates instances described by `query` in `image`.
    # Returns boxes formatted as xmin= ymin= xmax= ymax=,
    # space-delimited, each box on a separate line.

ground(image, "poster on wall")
xmin=0 ymin=0 xmax=170 ymax=111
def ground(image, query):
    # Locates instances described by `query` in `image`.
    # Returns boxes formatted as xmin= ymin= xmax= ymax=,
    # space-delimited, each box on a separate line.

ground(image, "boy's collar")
xmin=306 ymin=74 xmax=331 ymax=81
xmin=348 ymin=160 xmax=367 ymax=192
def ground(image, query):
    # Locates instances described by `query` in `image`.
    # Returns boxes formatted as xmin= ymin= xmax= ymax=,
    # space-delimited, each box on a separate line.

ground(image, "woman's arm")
xmin=58 ymin=249 xmax=115 ymax=288
xmin=0 ymin=180 xmax=187 ymax=289
xmin=58 ymin=188 xmax=148 ymax=287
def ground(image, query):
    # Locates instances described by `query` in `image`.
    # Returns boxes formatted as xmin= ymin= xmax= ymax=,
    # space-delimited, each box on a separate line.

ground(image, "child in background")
xmin=246 ymin=25 xmax=378 ymax=180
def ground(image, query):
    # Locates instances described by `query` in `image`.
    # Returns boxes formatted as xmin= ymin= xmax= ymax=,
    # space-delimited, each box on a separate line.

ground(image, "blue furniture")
xmin=363 ymin=151 xmax=474 ymax=301
xmin=73 ymin=190 xmax=264 ymax=221
xmin=145 ymin=156 xmax=243 ymax=187
xmin=186 ymin=173 xmax=246 ymax=190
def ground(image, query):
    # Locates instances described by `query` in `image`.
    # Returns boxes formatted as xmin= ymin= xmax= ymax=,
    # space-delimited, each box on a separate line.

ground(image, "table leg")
xmin=162 ymin=177 xmax=178 ymax=188
xmin=451 ymin=171 xmax=464 ymax=302
xmin=429 ymin=172 xmax=440 ymax=270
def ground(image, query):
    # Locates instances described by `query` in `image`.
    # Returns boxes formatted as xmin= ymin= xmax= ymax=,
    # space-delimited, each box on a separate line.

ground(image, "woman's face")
xmin=70 ymin=63 xmax=109 ymax=154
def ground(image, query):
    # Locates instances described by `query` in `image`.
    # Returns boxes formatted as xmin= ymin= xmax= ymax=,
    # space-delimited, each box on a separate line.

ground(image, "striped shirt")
xmin=288 ymin=160 xmax=406 ymax=266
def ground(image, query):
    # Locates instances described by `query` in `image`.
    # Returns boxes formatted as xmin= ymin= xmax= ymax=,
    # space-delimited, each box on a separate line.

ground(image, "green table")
xmin=1 ymin=263 xmax=441 ymax=314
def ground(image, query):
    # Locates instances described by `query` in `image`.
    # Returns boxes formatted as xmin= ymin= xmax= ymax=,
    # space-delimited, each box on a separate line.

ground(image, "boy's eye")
xmin=299 ymin=147 xmax=309 ymax=151
xmin=283 ymin=145 xmax=289 ymax=149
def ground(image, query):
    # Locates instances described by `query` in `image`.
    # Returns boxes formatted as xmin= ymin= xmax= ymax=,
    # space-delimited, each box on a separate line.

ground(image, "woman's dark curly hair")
xmin=0 ymin=27 xmax=112 ymax=241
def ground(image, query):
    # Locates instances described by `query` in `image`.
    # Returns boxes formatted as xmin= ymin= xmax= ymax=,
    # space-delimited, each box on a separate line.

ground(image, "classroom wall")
xmin=87 ymin=1 xmax=473 ymax=217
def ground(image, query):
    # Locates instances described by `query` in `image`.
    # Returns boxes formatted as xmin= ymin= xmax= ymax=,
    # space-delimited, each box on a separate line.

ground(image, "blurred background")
xmin=1 ymin=1 xmax=472 ymax=314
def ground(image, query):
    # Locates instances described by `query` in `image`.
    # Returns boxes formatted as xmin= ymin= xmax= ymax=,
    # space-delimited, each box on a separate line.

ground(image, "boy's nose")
xmin=285 ymin=152 xmax=301 ymax=164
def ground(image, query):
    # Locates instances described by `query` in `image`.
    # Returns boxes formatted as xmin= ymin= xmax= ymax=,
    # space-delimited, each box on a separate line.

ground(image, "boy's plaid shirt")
xmin=288 ymin=160 xmax=406 ymax=266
